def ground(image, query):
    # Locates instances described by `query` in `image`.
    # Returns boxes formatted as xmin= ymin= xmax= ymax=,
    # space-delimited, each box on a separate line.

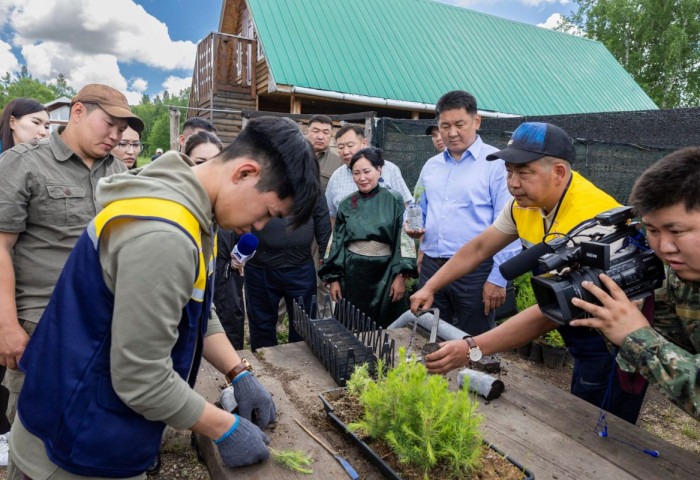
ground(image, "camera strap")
xmin=594 ymin=350 xmax=659 ymax=458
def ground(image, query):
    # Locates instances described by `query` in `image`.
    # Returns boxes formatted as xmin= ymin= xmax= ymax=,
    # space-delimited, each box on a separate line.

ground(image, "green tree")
xmin=133 ymin=87 xmax=189 ymax=156
xmin=562 ymin=0 xmax=700 ymax=108
xmin=146 ymin=113 xmax=171 ymax=157
xmin=5 ymin=77 xmax=55 ymax=104
xmin=49 ymin=73 xmax=76 ymax=99
xmin=0 ymin=71 xmax=72 ymax=108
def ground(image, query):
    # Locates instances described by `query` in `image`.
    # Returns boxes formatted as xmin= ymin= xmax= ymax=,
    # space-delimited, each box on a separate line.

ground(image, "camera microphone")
xmin=231 ymin=233 xmax=259 ymax=264
xmin=499 ymin=241 xmax=554 ymax=281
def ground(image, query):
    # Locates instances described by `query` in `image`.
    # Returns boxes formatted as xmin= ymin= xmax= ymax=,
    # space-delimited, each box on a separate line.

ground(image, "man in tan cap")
xmin=0 ymin=84 xmax=143 ymax=425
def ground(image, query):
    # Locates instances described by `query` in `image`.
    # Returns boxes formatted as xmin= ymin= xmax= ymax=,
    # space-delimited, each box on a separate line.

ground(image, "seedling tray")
xmin=293 ymin=297 xmax=395 ymax=386
xmin=319 ymin=388 xmax=535 ymax=480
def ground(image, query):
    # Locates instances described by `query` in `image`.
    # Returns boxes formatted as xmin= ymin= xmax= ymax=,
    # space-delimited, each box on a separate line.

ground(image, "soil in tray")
xmin=323 ymin=389 xmax=528 ymax=480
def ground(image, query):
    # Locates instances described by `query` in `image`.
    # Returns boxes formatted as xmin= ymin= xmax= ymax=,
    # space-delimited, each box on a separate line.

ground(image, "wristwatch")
xmin=225 ymin=358 xmax=253 ymax=383
xmin=463 ymin=336 xmax=483 ymax=362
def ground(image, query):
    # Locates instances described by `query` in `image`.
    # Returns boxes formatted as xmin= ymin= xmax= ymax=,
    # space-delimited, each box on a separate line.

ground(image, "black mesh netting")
xmin=373 ymin=107 xmax=700 ymax=204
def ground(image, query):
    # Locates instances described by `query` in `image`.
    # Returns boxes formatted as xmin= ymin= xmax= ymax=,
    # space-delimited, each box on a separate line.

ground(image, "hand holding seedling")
xmin=424 ymin=339 xmax=470 ymax=374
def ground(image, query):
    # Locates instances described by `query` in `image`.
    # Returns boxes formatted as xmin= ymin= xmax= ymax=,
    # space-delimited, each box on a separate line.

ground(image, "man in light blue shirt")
xmin=326 ymin=124 xmax=412 ymax=226
xmin=406 ymin=90 xmax=519 ymax=335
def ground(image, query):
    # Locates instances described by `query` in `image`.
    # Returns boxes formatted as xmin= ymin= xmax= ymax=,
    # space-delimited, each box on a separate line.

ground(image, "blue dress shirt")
xmin=415 ymin=135 xmax=520 ymax=287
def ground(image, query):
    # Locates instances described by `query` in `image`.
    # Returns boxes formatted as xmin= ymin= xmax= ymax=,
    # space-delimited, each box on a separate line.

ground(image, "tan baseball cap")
xmin=72 ymin=84 xmax=144 ymax=133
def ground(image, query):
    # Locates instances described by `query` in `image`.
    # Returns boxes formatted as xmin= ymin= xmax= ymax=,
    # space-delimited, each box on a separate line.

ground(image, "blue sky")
xmin=0 ymin=0 xmax=577 ymax=104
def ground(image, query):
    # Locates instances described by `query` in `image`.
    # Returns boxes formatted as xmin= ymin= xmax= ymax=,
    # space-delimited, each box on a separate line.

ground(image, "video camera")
xmin=499 ymin=206 xmax=665 ymax=325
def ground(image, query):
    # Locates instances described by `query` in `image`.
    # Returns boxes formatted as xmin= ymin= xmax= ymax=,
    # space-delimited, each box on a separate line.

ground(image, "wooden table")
xmin=194 ymin=328 xmax=699 ymax=479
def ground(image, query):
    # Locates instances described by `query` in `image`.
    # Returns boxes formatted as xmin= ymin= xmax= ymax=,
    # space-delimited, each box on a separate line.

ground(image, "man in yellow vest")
xmin=410 ymin=122 xmax=648 ymax=424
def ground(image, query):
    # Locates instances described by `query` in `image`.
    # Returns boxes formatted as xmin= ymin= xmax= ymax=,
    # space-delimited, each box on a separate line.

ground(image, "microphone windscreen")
xmin=499 ymin=241 xmax=553 ymax=281
xmin=236 ymin=233 xmax=259 ymax=256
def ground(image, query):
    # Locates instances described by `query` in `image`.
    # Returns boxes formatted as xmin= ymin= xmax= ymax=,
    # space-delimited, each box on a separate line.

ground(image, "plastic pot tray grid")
xmin=292 ymin=296 xmax=395 ymax=387
xmin=319 ymin=388 xmax=535 ymax=480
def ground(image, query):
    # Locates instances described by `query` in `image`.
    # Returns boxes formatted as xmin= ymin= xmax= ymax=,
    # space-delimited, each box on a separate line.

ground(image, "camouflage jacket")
xmin=618 ymin=269 xmax=700 ymax=420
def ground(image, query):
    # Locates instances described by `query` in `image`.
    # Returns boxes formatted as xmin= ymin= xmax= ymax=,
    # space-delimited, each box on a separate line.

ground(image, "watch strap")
xmin=225 ymin=359 xmax=253 ymax=383
xmin=463 ymin=335 xmax=478 ymax=351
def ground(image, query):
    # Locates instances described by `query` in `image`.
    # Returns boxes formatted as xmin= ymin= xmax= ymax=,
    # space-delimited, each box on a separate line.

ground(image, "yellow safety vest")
xmin=95 ymin=197 xmax=216 ymax=301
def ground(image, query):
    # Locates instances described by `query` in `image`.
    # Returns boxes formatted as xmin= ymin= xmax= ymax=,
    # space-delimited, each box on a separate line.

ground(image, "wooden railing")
xmin=189 ymin=32 xmax=257 ymax=109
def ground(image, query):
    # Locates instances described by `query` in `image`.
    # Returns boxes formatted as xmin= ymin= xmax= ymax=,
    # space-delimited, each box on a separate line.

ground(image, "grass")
xmin=680 ymin=423 xmax=699 ymax=440
xmin=276 ymin=314 xmax=290 ymax=345
xmin=136 ymin=155 xmax=151 ymax=167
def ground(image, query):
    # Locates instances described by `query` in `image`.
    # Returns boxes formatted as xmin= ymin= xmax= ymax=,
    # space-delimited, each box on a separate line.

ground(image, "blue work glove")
xmin=215 ymin=414 xmax=270 ymax=468
xmin=232 ymin=372 xmax=277 ymax=428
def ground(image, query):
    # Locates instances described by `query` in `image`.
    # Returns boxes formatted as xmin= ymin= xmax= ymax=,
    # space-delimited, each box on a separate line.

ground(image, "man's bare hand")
xmin=403 ymin=221 xmax=425 ymax=240
xmin=482 ymin=282 xmax=506 ymax=315
xmin=0 ymin=323 xmax=29 ymax=369
xmin=569 ymin=274 xmax=648 ymax=346
xmin=424 ymin=339 xmax=469 ymax=374
xmin=410 ymin=286 xmax=434 ymax=314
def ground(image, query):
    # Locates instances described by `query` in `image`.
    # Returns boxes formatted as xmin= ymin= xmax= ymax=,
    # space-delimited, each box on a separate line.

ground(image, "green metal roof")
xmin=247 ymin=0 xmax=657 ymax=115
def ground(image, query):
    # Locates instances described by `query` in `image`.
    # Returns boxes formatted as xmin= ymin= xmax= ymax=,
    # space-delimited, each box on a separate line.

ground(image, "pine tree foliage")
xmin=346 ymin=350 xmax=483 ymax=478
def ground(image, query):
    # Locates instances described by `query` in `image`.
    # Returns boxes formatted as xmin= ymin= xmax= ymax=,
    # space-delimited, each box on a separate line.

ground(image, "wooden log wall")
xmin=255 ymin=58 xmax=268 ymax=94
xmin=211 ymin=90 xmax=256 ymax=145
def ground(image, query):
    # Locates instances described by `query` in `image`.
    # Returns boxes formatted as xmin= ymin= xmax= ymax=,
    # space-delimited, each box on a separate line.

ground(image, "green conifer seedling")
xmin=270 ymin=448 xmax=314 ymax=474
xmin=347 ymin=348 xmax=483 ymax=478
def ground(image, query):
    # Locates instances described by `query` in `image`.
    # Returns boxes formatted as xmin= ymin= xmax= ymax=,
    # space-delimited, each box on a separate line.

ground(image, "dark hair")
xmin=335 ymin=124 xmax=364 ymax=140
xmin=629 ymin=146 xmax=700 ymax=216
xmin=0 ymin=98 xmax=48 ymax=152
xmin=182 ymin=117 xmax=217 ymax=136
xmin=435 ymin=90 xmax=478 ymax=117
xmin=350 ymin=147 xmax=384 ymax=170
xmin=307 ymin=114 xmax=333 ymax=128
xmin=184 ymin=130 xmax=222 ymax=157
xmin=220 ymin=116 xmax=319 ymax=228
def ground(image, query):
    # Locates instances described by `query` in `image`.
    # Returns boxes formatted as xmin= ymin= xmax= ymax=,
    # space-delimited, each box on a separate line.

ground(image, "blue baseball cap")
xmin=486 ymin=122 xmax=575 ymax=164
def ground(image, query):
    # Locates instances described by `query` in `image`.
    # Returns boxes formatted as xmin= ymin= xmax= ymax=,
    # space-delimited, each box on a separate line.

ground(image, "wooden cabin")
xmin=187 ymin=0 xmax=656 ymax=142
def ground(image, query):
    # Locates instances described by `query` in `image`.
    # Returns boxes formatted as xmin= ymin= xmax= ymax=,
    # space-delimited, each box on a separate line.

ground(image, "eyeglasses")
xmin=116 ymin=141 xmax=143 ymax=151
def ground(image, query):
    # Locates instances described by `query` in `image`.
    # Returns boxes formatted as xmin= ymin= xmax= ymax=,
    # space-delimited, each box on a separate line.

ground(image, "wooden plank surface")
xmin=483 ymin=361 xmax=699 ymax=479
xmin=195 ymin=329 xmax=699 ymax=479
xmin=193 ymin=354 xmax=351 ymax=479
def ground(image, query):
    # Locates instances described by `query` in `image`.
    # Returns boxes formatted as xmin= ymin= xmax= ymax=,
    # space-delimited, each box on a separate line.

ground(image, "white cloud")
xmin=521 ymin=0 xmax=570 ymax=6
xmin=4 ymin=0 xmax=196 ymax=101
xmin=0 ymin=0 xmax=22 ymax=30
xmin=20 ymin=41 xmax=127 ymax=88
xmin=9 ymin=0 xmax=196 ymax=71
xmin=442 ymin=0 xmax=570 ymax=7
xmin=123 ymin=89 xmax=143 ymax=105
xmin=131 ymin=77 xmax=148 ymax=93
xmin=537 ymin=13 xmax=583 ymax=35
xmin=162 ymin=75 xmax=191 ymax=95
xmin=537 ymin=13 xmax=565 ymax=29
xmin=0 ymin=40 xmax=19 ymax=76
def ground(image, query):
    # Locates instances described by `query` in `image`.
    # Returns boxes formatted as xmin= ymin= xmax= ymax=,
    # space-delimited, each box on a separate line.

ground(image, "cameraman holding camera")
xmin=569 ymin=148 xmax=699 ymax=420
xmin=411 ymin=122 xmax=649 ymax=423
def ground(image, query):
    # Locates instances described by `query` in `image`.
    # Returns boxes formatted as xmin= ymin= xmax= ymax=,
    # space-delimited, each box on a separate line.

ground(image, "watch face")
xmin=469 ymin=347 xmax=483 ymax=362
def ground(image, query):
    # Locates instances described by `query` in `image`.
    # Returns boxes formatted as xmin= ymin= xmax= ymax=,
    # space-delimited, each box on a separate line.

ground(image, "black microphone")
xmin=499 ymin=241 xmax=554 ymax=281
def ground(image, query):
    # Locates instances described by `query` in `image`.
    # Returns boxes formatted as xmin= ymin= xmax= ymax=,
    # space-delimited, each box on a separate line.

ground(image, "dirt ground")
xmin=0 ymin=349 xmax=696 ymax=480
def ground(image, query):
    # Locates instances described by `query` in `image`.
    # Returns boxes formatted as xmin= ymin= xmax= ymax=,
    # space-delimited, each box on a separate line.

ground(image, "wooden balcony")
xmin=188 ymin=32 xmax=257 ymax=112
